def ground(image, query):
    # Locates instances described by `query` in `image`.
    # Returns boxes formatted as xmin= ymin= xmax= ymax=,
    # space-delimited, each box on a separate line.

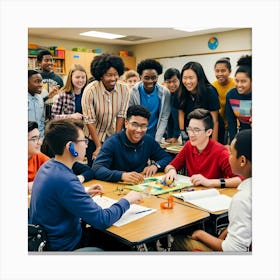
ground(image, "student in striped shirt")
xmin=81 ymin=54 xmax=130 ymax=167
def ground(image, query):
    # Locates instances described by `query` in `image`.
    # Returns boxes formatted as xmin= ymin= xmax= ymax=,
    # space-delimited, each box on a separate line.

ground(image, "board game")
xmin=126 ymin=175 xmax=193 ymax=195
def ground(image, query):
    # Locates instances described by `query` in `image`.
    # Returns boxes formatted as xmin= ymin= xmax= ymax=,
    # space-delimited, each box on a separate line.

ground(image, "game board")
xmin=126 ymin=175 xmax=193 ymax=195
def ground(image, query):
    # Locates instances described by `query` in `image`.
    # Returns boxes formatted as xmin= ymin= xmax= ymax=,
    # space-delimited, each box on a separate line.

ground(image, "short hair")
xmin=44 ymin=119 xmax=84 ymax=155
xmin=234 ymin=129 xmax=252 ymax=162
xmin=90 ymin=54 xmax=125 ymax=81
xmin=28 ymin=121 xmax=38 ymax=132
xmin=123 ymin=70 xmax=139 ymax=80
xmin=187 ymin=108 xmax=214 ymax=130
xmin=28 ymin=69 xmax=40 ymax=79
xmin=136 ymin=59 xmax=163 ymax=76
xmin=164 ymin=68 xmax=181 ymax=81
xmin=214 ymin=57 xmax=232 ymax=71
xmin=235 ymin=55 xmax=252 ymax=80
xmin=62 ymin=64 xmax=88 ymax=93
xmin=126 ymin=105 xmax=151 ymax=121
xmin=36 ymin=49 xmax=52 ymax=62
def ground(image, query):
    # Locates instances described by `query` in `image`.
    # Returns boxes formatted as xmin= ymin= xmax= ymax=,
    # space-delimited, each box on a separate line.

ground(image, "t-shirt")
xmin=28 ymin=152 xmax=50 ymax=182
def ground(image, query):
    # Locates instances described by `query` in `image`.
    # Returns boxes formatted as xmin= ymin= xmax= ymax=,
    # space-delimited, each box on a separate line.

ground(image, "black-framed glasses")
xmin=76 ymin=139 xmax=89 ymax=145
xmin=28 ymin=135 xmax=43 ymax=144
xmin=165 ymin=78 xmax=180 ymax=85
xmin=186 ymin=127 xmax=207 ymax=135
xmin=129 ymin=122 xmax=148 ymax=130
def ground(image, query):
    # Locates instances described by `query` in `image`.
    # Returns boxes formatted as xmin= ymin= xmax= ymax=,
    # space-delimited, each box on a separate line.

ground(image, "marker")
xmin=135 ymin=209 xmax=152 ymax=215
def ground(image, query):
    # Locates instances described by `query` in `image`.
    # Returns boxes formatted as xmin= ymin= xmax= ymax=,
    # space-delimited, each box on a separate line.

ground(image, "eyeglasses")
xmin=76 ymin=139 xmax=89 ymax=145
xmin=129 ymin=122 xmax=148 ymax=130
xmin=28 ymin=135 xmax=43 ymax=144
xmin=165 ymin=78 xmax=179 ymax=85
xmin=103 ymin=73 xmax=119 ymax=78
xmin=186 ymin=127 xmax=206 ymax=135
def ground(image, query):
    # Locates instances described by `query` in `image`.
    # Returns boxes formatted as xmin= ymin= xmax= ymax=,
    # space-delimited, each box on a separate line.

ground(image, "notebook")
xmin=92 ymin=195 xmax=156 ymax=227
xmin=126 ymin=174 xmax=193 ymax=195
xmin=172 ymin=188 xmax=232 ymax=213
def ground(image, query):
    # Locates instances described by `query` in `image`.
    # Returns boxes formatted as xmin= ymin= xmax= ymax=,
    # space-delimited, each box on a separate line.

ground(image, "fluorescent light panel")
xmin=80 ymin=31 xmax=125 ymax=39
xmin=173 ymin=27 xmax=209 ymax=32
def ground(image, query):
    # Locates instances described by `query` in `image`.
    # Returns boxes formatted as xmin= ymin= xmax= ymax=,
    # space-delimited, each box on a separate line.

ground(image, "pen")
xmin=135 ymin=209 xmax=152 ymax=215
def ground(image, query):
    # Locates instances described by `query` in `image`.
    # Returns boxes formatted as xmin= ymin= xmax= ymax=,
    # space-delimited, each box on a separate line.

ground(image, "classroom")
xmin=27 ymin=26 xmax=253 ymax=253
xmin=2 ymin=0 xmax=280 ymax=279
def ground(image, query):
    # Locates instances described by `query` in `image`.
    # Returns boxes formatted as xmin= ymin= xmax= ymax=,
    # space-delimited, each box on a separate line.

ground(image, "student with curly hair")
xmin=129 ymin=58 xmax=171 ymax=142
xmin=122 ymin=69 xmax=140 ymax=89
xmin=81 ymin=54 xmax=130 ymax=167
xmin=225 ymin=55 xmax=252 ymax=141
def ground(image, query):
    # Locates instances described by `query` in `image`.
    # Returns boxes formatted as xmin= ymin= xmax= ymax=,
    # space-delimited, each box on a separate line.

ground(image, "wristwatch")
xmin=151 ymin=160 xmax=161 ymax=169
xmin=219 ymin=178 xmax=226 ymax=188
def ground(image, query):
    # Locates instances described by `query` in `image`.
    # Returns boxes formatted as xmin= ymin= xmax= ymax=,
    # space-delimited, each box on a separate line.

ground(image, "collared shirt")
xmin=51 ymin=91 xmax=76 ymax=119
xmin=28 ymin=92 xmax=45 ymax=136
xmin=170 ymin=139 xmax=237 ymax=179
xmin=82 ymin=80 xmax=130 ymax=142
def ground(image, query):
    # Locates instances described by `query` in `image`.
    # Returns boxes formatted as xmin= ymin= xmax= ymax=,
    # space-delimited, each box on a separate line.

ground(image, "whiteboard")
xmin=157 ymin=50 xmax=252 ymax=84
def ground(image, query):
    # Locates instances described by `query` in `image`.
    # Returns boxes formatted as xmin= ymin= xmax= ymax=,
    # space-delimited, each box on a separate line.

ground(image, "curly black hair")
xmin=126 ymin=105 xmax=151 ymax=121
xmin=90 ymin=54 xmax=125 ymax=81
xmin=136 ymin=59 xmax=163 ymax=76
xmin=36 ymin=49 xmax=52 ymax=62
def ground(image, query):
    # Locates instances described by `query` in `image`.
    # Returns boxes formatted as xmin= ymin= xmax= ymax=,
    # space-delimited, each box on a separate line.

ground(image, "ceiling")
xmin=28 ymin=27 xmax=239 ymax=46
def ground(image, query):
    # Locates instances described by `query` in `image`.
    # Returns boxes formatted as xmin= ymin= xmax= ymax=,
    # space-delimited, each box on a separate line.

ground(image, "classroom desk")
xmin=83 ymin=178 xmax=210 ymax=250
xmin=160 ymin=142 xmax=183 ymax=155
xmin=158 ymin=186 xmax=238 ymax=236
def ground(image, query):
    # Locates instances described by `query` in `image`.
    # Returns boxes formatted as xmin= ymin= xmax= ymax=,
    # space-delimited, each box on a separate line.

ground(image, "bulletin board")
xmin=156 ymin=50 xmax=252 ymax=84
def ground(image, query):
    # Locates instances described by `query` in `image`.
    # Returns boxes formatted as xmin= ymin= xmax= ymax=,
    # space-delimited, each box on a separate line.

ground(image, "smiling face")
xmin=182 ymin=69 xmax=198 ymax=93
xmin=28 ymin=73 xmax=43 ymax=95
xmin=71 ymin=70 xmax=87 ymax=93
xmin=187 ymin=119 xmax=212 ymax=150
xmin=101 ymin=67 xmax=119 ymax=91
xmin=165 ymin=75 xmax=180 ymax=93
xmin=235 ymin=72 xmax=252 ymax=95
xmin=39 ymin=54 xmax=54 ymax=73
xmin=125 ymin=115 xmax=148 ymax=144
xmin=141 ymin=69 xmax=158 ymax=93
xmin=214 ymin=62 xmax=231 ymax=86
xmin=28 ymin=128 xmax=42 ymax=158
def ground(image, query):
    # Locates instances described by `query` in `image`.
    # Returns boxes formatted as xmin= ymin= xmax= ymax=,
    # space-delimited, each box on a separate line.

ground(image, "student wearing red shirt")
xmin=164 ymin=108 xmax=241 ymax=188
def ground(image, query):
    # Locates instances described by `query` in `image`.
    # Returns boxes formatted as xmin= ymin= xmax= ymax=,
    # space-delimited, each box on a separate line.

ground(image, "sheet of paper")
xmin=92 ymin=195 xmax=157 ymax=227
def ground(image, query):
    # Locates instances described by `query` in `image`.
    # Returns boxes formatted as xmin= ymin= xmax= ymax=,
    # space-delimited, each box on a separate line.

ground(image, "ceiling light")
xmin=80 ymin=31 xmax=125 ymax=39
xmin=173 ymin=27 xmax=209 ymax=32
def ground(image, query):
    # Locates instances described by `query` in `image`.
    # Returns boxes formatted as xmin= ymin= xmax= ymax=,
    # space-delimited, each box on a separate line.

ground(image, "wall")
xmin=28 ymin=35 xmax=134 ymax=55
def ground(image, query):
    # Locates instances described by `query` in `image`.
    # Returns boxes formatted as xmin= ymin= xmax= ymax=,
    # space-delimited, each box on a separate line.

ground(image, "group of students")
xmin=28 ymin=49 xmax=252 ymax=252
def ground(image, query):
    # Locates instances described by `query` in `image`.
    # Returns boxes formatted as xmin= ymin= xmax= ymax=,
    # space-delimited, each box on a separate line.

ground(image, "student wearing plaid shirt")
xmin=82 ymin=54 xmax=130 ymax=167
xmin=51 ymin=64 xmax=88 ymax=120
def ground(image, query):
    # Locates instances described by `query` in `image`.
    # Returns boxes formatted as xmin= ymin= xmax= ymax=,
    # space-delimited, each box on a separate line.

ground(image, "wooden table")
xmin=84 ymin=178 xmax=210 ymax=249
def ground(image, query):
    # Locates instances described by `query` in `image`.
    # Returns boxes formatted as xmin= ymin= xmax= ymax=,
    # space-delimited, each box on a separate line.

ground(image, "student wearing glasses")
xmin=92 ymin=105 xmax=172 ymax=184
xmin=29 ymin=118 xmax=143 ymax=251
xmin=28 ymin=121 xmax=94 ymax=194
xmin=82 ymin=54 xmax=130 ymax=167
xmin=129 ymin=59 xmax=171 ymax=143
xmin=163 ymin=108 xmax=241 ymax=188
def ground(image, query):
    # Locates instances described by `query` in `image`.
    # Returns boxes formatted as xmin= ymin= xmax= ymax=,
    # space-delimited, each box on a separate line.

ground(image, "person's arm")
xmin=191 ymin=229 xmax=223 ymax=251
xmin=91 ymin=144 xmax=123 ymax=182
xmin=178 ymin=109 xmax=188 ymax=143
xmin=72 ymin=162 xmax=94 ymax=183
xmin=189 ymin=174 xmax=241 ymax=188
xmin=115 ymin=117 xmax=125 ymax=132
xmin=225 ymin=91 xmax=237 ymax=142
xmin=155 ymin=89 xmax=171 ymax=142
xmin=210 ymin=110 xmax=219 ymax=141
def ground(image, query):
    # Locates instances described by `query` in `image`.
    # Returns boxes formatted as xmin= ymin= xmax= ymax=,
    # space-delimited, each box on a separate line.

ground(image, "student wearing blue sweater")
xmin=92 ymin=105 xmax=172 ymax=184
xmin=29 ymin=118 xmax=143 ymax=251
